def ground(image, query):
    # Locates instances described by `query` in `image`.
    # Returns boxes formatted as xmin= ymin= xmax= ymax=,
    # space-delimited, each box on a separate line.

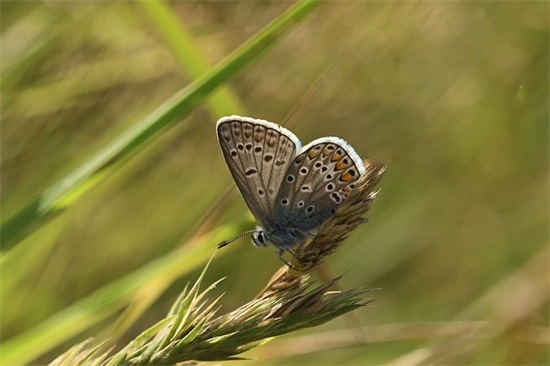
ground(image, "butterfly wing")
xmin=217 ymin=116 xmax=301 ymax=227
xmin=273 ymin=137 xmax=365 ymax=232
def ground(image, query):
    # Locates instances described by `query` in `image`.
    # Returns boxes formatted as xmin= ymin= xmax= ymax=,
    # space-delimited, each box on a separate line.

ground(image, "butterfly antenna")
xmin=217 ymin=230 xmax=256 ymax=249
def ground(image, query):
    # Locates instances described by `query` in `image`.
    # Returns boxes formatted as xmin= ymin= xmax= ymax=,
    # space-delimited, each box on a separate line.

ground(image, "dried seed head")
xmin=291 ymin=160 xmax=386 ymax=273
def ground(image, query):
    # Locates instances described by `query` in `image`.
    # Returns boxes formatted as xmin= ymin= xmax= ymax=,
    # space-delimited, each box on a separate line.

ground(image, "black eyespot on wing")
xmin=245 ymin=168 xmax=258 ymax=176
xmin=264 ymin=155 xmax=273 ymax=162
xmin=281 ymin=198 xmax=289 ymax=205
xmin=300 ymin=167 xmax=308 ymax=175
xmin=254 ymin=146 xmax=262 ymax=153
xmin=306 ymin=206 xmax=314 ymax=213
xmin=286 ymin=174 xmax=295 ymax=182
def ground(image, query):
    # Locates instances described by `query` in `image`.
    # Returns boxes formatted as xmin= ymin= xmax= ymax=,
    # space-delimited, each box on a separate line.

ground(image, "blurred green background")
xmin=1 ymin=1 xmax=548 ymax=365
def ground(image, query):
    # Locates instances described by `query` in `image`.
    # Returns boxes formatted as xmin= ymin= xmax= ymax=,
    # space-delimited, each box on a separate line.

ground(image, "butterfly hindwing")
xmin=274 ymin=137 xmax=365 ymax=232
xmin=217 ymin=116 xmax=301 ymax=227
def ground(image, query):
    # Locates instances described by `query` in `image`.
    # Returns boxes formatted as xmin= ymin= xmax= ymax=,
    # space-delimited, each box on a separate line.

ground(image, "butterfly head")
xmin=251 ymin=224 xmax=312 ymax=251
xmin=251 ymin=227 xmax=270 ymax=248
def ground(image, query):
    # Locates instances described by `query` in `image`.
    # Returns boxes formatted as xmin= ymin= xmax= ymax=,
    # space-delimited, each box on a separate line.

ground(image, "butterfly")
xmin=216 ymin=116 xmax=365 ymax=267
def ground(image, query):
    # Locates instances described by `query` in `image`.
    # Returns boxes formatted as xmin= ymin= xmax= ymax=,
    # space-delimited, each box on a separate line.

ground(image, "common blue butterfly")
xmin=216 ymin=116 xmax=365 ymax=267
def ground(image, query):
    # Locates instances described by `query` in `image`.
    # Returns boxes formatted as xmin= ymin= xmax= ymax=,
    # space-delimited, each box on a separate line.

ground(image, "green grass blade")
xmin=0 ymin=0 xmax=322 ymax=253
xmin=139 ymin=0 xmax=245 ymax=117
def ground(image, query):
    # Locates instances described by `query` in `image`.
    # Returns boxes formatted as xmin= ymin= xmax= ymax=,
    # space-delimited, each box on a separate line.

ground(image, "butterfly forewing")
xmin=217 ymin=116 xmax=300 ymax=227
xmin=274 ymin=138 xmax=365 ymax=232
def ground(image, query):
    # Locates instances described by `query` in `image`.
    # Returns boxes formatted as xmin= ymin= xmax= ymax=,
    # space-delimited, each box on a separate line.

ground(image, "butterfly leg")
xmin=277 ymin=248 xmax=299 ymax=271
xmin=284 ymin=247 xmax=300 ymax=262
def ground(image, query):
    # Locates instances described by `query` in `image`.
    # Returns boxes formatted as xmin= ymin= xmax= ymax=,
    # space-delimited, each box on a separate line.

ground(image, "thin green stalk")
xmin=139 ymin=0 xmax=245 ymax=117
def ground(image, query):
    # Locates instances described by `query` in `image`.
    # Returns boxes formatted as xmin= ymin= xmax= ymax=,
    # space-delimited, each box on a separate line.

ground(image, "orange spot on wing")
xmin=309 ymin=149 xmax=320 ymax=159
xmin=340 ymin=171 xmax=354 ymax=182
xmin=266 ymin=131 xmax=277 ymax=147
xmin=254 ymin=126 xmax=264 ymax=142
xmin=331 ymin=151 xmax=343 ymax=162
xmin=336 ymin=160 xmax=349 ymax=170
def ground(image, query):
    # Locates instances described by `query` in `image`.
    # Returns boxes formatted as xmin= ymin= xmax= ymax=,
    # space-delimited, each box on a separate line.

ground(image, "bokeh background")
xmin=1 ymin=1 xmax=548 ymax=365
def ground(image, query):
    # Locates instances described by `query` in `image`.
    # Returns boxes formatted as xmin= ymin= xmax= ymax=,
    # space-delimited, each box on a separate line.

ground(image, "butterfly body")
xmin=217 ymin=116 xmax=365 ymax=261
xmin=251 ymin=224 xmax=308 ymax=250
